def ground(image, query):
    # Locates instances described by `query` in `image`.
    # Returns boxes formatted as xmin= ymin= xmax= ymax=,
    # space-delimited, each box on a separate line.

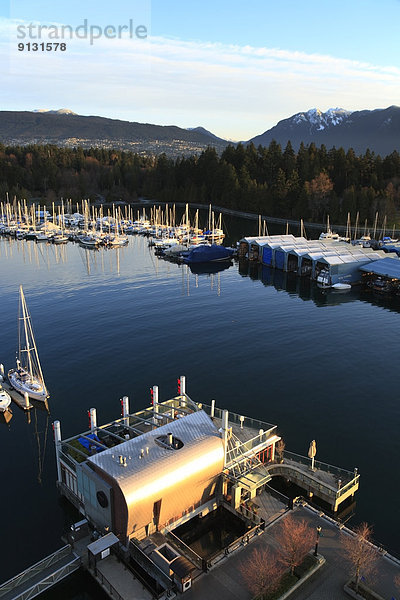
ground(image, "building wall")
xmin=77 ymin=463 xmax=114 ymax=533
xmin=91 ymin=436 xmax=225 ymax=542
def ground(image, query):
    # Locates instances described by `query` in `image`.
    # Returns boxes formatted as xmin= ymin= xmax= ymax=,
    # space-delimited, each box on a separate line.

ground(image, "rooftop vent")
xmin=155 ymin=433 xmax=184 ymax=450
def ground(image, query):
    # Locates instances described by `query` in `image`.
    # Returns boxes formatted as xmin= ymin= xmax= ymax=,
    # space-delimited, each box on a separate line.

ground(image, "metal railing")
xmin=283 ymin=450 xmax=356 ymax=483
xmin=273 ymin=452 xmax=360 ymax=500
xmin=226 ymin=430 xmax=276 ymax=466
xmin=92 ymin=569 xmax=123 ymax=600
xmin=167 ymin=531 xmax=203 ymax=571
xmin=206 ymin=523 xmax=262 ymax=568
xmin=201 ymin=403 xmax=277 ymax=437
xmin=129 ymin=541 xmax=173 ymax=591
xmin=0 ymin=546 xmax=72 ymax=597
xmin=337 ymin=474 xmax=360 ymax=498
xmin=59 ymin=450 xmax=80 ymax=471
xmin=0 ymin=547 xmax=80 ymax=600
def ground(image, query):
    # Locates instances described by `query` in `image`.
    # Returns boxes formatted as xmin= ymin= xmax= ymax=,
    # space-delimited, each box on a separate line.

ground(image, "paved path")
xmin=289 ymin=506 xmax=400 ymax=600
xmin=92 ymin=554 xmax=153 ymax=600
xmin=184 ymin=504 xmax=400 ymax=600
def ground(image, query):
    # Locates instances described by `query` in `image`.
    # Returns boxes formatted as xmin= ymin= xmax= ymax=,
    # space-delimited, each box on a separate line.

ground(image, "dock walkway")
xmin=67 ymin=534 xmax=155 ymax=600
xmin=182 ymin=504 xmax=400 ymax=600
xmin=88 ymin=554 xmax=153 ymax=600
xmin=0 ymin=545 xmax=80 ymax=600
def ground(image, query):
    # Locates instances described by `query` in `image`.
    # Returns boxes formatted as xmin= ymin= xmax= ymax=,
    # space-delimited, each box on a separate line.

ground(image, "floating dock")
xmin=47 ymin=376 xmax=360 ymax=597
xmin=0 ymin=380 xmax=50 ymax=413
xmin=1 ymin=381 xmax=33 ymax=410
xmin=0 ymin=376 xmax=362 ymax=600
xmin=238 ymin=235 xmax=399 ymax=286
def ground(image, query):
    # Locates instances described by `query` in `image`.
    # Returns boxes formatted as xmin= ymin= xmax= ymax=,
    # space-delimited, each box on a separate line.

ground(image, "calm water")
xmin=1 ymin=222 xmax=400 ymax=588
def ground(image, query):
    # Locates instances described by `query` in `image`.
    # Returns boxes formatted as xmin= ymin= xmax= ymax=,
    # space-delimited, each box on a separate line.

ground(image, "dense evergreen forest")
xmin=1 ymin=141 xmax=400 ymax=225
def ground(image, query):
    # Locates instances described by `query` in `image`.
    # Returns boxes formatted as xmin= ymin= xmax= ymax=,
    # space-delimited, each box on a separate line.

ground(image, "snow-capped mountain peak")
xmin=292 ymin=107 xmax=352 ymax=131
xmin=33 ymin=109 xmax=77 ymax=115
xmin=248 ymin=105 xmax=399 ymax=156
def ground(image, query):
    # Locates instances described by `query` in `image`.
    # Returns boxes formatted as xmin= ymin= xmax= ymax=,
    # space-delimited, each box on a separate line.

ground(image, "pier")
xmin=46 ymin=377 xmax=361 ymax=597
xmin=205 ymin=407 xmax=359 ymax=514
xmin=0 ymin=377 xmax=365 ymax=600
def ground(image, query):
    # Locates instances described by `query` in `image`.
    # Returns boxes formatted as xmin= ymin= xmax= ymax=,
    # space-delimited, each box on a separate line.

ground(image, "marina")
xmin=238 ymin=234 xmax=399 ymax=288
xmin=1 ymin=222 xmax=400 ymax=597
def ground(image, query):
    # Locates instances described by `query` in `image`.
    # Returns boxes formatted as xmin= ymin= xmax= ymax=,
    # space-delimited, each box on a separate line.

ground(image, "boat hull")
xmin=8 ymin=369 xmax=48 ymax=402
xmin=0 ymin=389 xmax=12 ymax=412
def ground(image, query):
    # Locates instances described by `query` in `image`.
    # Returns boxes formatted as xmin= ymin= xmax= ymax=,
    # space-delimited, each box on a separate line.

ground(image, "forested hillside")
xmin=1 ymin=141 xmax=400 ymax=225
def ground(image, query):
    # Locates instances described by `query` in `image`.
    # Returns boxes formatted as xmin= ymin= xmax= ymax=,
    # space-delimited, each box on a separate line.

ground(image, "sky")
xmin=1 ymin=0 xmax=400 ymax=140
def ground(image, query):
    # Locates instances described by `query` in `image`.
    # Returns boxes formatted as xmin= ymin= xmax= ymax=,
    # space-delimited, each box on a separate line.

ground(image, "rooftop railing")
xmin=225 ymin=429 xmax=278 ymax=466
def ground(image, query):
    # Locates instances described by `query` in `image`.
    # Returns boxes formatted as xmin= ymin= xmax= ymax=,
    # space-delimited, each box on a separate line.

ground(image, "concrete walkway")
xmin=287 ymin=506 xmax=400 ymax=600
xmin=184 ymin=504 xmax=400 ymax=600
xmin=91 ymin=554 xmax=153 ymax=600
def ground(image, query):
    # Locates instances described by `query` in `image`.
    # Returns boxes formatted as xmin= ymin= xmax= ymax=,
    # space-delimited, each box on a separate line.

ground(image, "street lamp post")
xmin=314 ymin=526 xmax=322 ymax=557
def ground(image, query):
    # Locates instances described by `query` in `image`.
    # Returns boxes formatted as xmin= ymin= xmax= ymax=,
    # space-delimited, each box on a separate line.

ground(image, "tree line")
xmin=1 ymin=141 xmax=400 ymax=225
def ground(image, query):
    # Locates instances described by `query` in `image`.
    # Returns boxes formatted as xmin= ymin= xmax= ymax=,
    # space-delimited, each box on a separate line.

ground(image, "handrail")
xmin=0 ymin=545 xmax=72 ymax=595
xmin=167 ymin=531 xmax=203 ymax=570
xmin=0 ymin=555 xmax=80 ymax=600
xmin=95 ymin=569 xmax=124 ymax=600
xmin=283 ymin=450 xmax=355 ymax=480
xmin=268 ymin=460 xmax=359 ymax=501
xmin=206 ymin=523 xmax=261 ymax=566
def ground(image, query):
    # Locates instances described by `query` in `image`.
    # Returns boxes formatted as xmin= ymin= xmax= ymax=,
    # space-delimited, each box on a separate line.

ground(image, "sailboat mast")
xmin=21 ymin=287 xmax=47 ymax=393
xmin=20 ymin=287 xmax=33 ymax=377
xmin=373 ymin=212 xmax=378 ymax=240
xmin=354 ymin=212 xmax=359 ymax=241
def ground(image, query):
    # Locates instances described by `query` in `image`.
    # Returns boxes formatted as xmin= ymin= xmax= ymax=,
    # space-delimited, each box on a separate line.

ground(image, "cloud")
xmin=1 ymin=18 xmax=399 ymax=139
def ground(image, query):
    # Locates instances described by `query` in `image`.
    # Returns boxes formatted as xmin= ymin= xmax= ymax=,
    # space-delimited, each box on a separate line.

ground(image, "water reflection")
xmin=188 ymin=261 xmax=232 ymax=275
xmin=238 ymin=260 xmax=400 ymax=311
xmin=0 ymin=408 xmax=13 ymax=426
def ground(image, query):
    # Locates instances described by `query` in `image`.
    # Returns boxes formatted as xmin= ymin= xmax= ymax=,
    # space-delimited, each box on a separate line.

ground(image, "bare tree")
xmin=239 ymin=546 xmax=283 ymax=597
xmin=277 ymin=515 xmax=315 ymax=575
xmin=342 ymin=522 xmax=378 ymax=593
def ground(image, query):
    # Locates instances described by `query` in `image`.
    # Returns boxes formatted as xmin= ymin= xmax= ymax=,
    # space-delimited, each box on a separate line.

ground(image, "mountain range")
xmin=248 ymin=106 xmax=400 ymax=156
xmin=0 ymin=110 xmax=228 ymax=157
xmin=0 ymin=106 xmax=399 ymax=156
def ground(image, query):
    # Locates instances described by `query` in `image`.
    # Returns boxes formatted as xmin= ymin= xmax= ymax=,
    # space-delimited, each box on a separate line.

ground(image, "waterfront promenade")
xmin=184 ymin=504 xmax=400 ymax=600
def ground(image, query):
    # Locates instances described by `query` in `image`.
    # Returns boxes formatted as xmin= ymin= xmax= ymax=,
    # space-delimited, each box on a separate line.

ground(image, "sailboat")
xmin=319 ymin=215 xmax=340 ymax=241
xmin=0 ymin=383 xmax=11 ymax=413
xmin=8 ymin=286 xmax=49 ymax=402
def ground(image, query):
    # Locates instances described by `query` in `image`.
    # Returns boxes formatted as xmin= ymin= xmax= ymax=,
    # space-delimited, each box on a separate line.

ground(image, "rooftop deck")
xmin=58 ymin=394 xmax=359 ymax=514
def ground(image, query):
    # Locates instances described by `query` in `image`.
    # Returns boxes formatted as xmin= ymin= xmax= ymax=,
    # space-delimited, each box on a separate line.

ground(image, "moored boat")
xmin=7 ymin=286 xmax=49 ymax=402
xmin=183 ymin=244 xmax=235 ymax=264
xmin=0 ymin=380 xmax=11 ymax=413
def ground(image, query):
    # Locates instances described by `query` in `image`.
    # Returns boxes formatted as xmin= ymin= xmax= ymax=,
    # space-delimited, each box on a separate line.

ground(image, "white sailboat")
xmin=0 ymin=371 xmax=11 ymax=412
xmin=8 ymin=286 xmax=49 ymax=402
